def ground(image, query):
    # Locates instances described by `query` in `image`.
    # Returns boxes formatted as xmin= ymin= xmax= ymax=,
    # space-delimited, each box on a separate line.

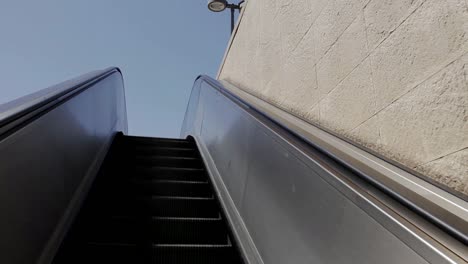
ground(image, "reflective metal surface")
xmin=0 ymin=69 xmax=127 ymax=264
xmin=219 ymin=80 xmax=468 ymax=244
xmin=181 ymin=76 xmax=467 ymax=264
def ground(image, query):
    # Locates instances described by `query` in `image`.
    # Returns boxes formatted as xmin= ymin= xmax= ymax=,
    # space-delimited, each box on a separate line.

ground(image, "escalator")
xmin=53 ymin=134 xmax=243 ymax=263
xmin=1 ymin=68 xmax=466 ymax=264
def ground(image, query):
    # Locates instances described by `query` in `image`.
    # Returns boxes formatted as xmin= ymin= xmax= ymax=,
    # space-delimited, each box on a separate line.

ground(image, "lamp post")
xmin=207 ymin=0 xmax=245 ymax=33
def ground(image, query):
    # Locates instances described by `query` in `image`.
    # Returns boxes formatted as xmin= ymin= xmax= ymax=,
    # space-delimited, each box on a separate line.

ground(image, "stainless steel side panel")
xmin=181 ymin=78 xmax=466 ymax=264
xmin=0 ymin=71 xmax=127 ymax=264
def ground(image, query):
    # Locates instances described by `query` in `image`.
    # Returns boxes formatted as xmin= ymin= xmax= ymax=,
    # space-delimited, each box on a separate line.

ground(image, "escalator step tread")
xmin=53 ymin=135 xmax=243 ymax=264
xmin=123 ymin=136 xmax=195 ymax=148
xmin=127 ymin=146 xmax=199 ymax=158
xmin=132 ymin=166 xmax=207 ymax=182
xmin=152 ymin=244 xmax=240 ymax=264
xmin=124 ymin=135 xmax=191 ymax=142
xmin=132 ymin=156 xmax=204 ymax=169
xmin=76 ymin=216 xmax=229 ymax=244
xmin=96 ymin=179 xmax=213 ymax=198
xmin=58 ymin=243 xmax=239 ymax=264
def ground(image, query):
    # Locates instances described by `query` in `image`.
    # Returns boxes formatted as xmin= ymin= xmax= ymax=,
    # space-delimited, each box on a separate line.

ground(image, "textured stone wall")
xmin=219 ymin=0 xmax=468 ymax=196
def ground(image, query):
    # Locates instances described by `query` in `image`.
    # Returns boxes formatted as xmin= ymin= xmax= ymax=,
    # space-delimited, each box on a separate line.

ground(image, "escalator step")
xmin=133 ymin=167 xmax=207 ymax=182
xmin=125 ymin=136 xmax=190 ymax=143
xmin=82 ymin=243 xmax=143 ymax=263
xmin=88 ymin=196 xmax=219 ymax=218
xmin=152 ymin=244 xmax=239 ymax=264
xmin=61 ymin=243 xmax=239 ymax=264
xmin=151 ymin=217 xmax=228 ymax=244
xmin=100 ymin=180 xmax=213 ymax=198
xmin=141 ymin=196 xmax=219 ymax=218
xmin=76 ymin=217 xmax=141 ymax=244
xmin=133 ymin=156 xmax=203 ymax=169
xmin=124 ymin=136 xmax=195 ymax=149
xmin=53 ymin=135 xmax=243 ymax=264
xmin=80 ymin=216 xmax=229 ymax=245
xmin=129 ymin=146 xmax=198 ymax=158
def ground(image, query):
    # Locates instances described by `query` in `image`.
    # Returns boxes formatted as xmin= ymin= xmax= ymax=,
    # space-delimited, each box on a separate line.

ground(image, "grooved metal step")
xmin=130 ymin=146 xmax=198 ymax=158
xmin=133 ymin=167 xmax=207 ymax=182
xmin=53 ymin=135 xmax=243 ymax=264
xmin=152 ymin=244 xmax=239 ymax=264
xmin=146 ymin=196 xmax=219 ymax=218
xmin=80 ymin=216 xmax=228 ymax=245
xmin=151 ymin=217 xmax=228 ymax=244
xmin=133 ymin=156 xmax=203 ymax=169
xmin=78 ymin=243 xmax=142 ymax=263
xmin=88 ymin=196 xmax=219 ymax=218
xmin=124 ymin=136 xmax=195 ymax=148
xmin=60 ymin=243 xmax=240 ymax=264
xmin=98 ymin=179 xmax=212 ymax=198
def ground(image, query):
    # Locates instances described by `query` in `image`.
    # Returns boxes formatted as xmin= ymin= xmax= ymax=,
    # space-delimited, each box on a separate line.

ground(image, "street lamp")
xmin=207 ymin=0 xmax=245 ymax=33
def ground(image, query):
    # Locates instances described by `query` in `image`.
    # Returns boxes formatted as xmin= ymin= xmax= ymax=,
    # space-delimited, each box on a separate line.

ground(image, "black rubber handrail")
xmin=0 ymin=67 xmax=122 ymax=138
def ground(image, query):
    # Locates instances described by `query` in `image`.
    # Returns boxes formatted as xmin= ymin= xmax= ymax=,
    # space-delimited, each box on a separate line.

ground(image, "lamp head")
xmin=207 ymin=0 xmax=228 ymax=12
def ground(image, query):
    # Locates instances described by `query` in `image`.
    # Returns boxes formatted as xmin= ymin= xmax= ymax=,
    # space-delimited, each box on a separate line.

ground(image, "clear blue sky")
xmin=0 ymin=0 xmax=236 ymax=137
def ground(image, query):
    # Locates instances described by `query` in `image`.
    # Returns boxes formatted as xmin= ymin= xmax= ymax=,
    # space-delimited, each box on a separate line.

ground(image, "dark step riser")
xmin=126 ymin=147 xmax=198 ymax=158
xmin=87 ymin=198 xmax=219 ymax=218
xmin=132 ymin=168 xmax=207 ymax=182
xmin=124 ymin=140 xmax=194 ymax=149
xmin=97 ymin=182 xmax=213 ymax=198
xmin=80 ymin=218 xmax=228 ymax=244
xmin=124 ymin=136 xmax=191 ymax=143
xmin=152 ymin=246 xmax=239 ymax=264
xmin=65 ymin=245 xmax=142 ymax=264
xmin=132 ymin=157 xmax=203 ymax=169
xmin=95 ymin=169 xmax=208 ymax=183
xmin=66 ymin=245 xmax=239 ymax=264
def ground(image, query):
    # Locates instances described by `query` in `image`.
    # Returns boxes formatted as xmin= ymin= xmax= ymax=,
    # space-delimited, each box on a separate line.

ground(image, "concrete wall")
xmin=218 ymin=0 xmax=468 ymax=197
